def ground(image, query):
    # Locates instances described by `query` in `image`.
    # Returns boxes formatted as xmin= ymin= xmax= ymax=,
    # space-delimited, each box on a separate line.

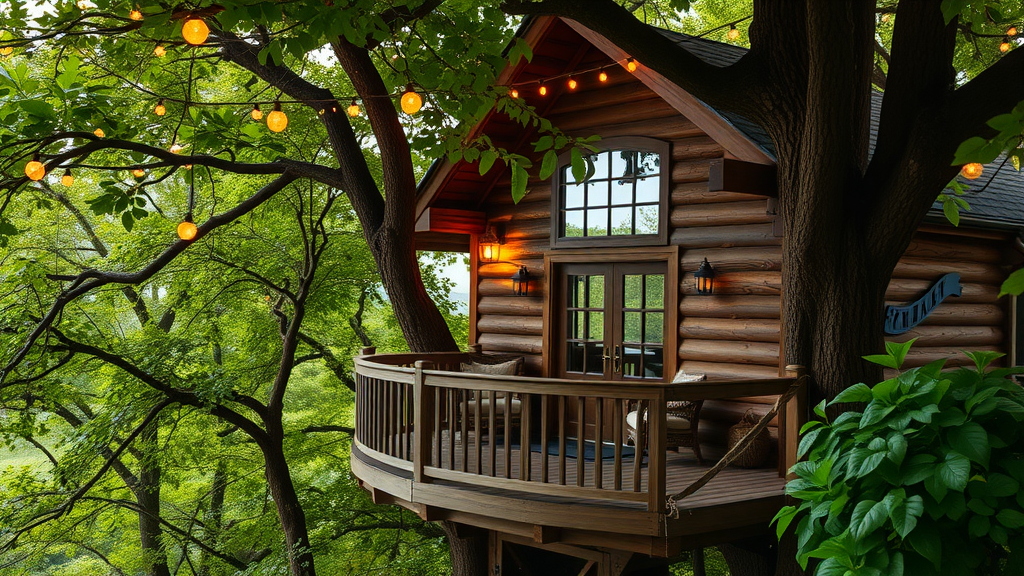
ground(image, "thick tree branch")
xmin=946 ymin=47 xmax=1024 ymax=146
xmin=297 ymin=331 xmax=355 ymax=391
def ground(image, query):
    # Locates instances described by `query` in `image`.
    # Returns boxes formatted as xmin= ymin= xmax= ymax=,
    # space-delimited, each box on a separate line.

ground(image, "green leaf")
xmin=996 ymin=509 xmax=1024 ymax=529
xmin=907 ymin=521 xmax=942 ymax=570
xmin=937 ymin=451 xmax=970 ymax=491
xmin=948 ymin=422 xmax=989 ymax=466
xmin=942 ymin=198 xmax=960 ymax=227
xmin=951 ymin=136 xmax=988 ymax=164
xmin=832 ymin=383 xmax=872 ymax=404
xmin=511 ymin=162 xmax=530 ymax=204
xmin=539 ymin=149 xmax=558 ymax=180
xmin=851 ymin=499 xmax=888 ymax=540
xmin=771 ymin=505 xmax=797 ymax=540
xmin=864 ymin=354 xmax=899 ymax=370
xmin=885 ymin=339 xmax=915 ymax=369
xmin=478 ymin=150 xmax=498 ymax=176
xmin=890 ymin=494 xmax=924 ymax=538
xmin=570 ymin=147 xmax=585 ymax=182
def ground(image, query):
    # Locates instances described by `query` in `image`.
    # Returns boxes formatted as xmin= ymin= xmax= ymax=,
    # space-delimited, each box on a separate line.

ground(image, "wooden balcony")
xmin=351 ymin=351 xmax=805 ymax=556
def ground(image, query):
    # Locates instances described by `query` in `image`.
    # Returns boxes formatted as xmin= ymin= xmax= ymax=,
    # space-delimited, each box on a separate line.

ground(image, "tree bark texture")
xmin=263 ymin=441 xmax=317 ymax=576
xmin=136 ymin=423 xmax=171 ymax=576
xmin=441 ymin=522 xmax=490 ymax=576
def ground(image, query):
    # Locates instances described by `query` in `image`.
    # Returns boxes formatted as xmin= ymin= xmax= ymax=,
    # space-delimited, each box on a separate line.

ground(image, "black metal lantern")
xmin=478 ymin=225 xmax=502 ymax=263
xmin=694 ymin=257 xmax=716 ymax=295
xmin=511 ymin=266 xmax=531 ymax=296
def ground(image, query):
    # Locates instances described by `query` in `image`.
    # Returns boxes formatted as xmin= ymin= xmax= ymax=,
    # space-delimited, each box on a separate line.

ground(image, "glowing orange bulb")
xmin=400 ymin=85 xmax=422 ymax=114
xmin=1000 ymin=40 xmax=1012 ymax=53
xmin=183 ymin=164 xmax=193 ymax=170
xmin=483 ymin=245 xmax=493 ymax=260
xmin=93 ymin=128 xmax=104 ymax=138
xmin=267 ymin=102 xmax=288 ymax=132
xmin=132 ymin=169 xmax=145 ymax=178
xmin=1008 ymin=26 xmax=1018 ymax=37
xmin=61 ymin=171 xmax=74 ymax=186
xmin=153 ymin=45 xmax=166 ymax=57
xmin=0 ymin=46 xmax=12 ymax=57
xmin=25 ymin=160 xmax=45 ymax=181
xmin=509 ymin=88 xmax=519 ymax=99
xmin=567 ymin=78 xmax=577 ymax=90
xmin=170 ymin=143 xmax=183 ymax=153
xmin=727 ymin=25 xmax=741 ymax=41
xmin=154 ymin=100 xmax=166 ymax=116
xmin=626 ymin=58 xmax=637 ymax=73
xmin=961 ymin=163 xmax=984 ymax=180
xmin=76 ymin=0 xmax=88 ymax=9
xmin=251 ymin=104 xmax=263 ymax=120
xmin=177 ymin=220 xmax=197 ymax=241
xmin=129 ymin=9 xmax=142 ymax=21
xmin=539 ymin=85 xmax=548 ymax=96
xmin=347 ymin=100 xmax=360 ymax=117
xmin=598 ymin=70 xmax=608 ymax=82
xmin=182 ymin=18 xmax=210 ymax=46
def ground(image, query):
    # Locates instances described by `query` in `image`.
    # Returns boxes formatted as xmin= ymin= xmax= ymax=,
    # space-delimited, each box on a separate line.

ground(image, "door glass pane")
xmin=568 ymin=275 xmax=583 ymax=307
xmin=624 ymin=275 xmax=642 ymax=309
xmin=585 ymin=342 xmax=605 ymax=375
xmin=570 ymin=311 xmax=585 ymax=339
xmin=645 ymin=312 xmax=664 ymax=343
xmin=643 ymin=347 xmax=664 ymax=379
xmin=645 ymin=275 xmax=664 ymax=309
xmin=588 ymin=276 xmax=604 ymax=308
xmin=567 ymin=342 xmax=585 ymax=373
xmin=588 ymin=311 xmax=604 ymax=340
xmin=623 ymin=311 xmax=642 ymax=343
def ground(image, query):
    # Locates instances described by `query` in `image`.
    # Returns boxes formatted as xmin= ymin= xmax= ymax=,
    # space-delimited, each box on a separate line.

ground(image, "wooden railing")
xmin=353 ymin=349 xmax=804 ymax=514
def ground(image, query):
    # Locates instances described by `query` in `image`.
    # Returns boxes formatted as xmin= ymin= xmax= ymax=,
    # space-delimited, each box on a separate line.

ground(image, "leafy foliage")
xmin=775 ymin=341 xmax=1024 ymax=575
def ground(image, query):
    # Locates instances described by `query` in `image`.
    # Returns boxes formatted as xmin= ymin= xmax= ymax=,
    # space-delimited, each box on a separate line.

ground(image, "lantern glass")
xmin=694 ymin=258 xmax=715 ymax=295
xmin=511 ymin=266 xmax=530 ymax=297
xmin=478 ymin=226 xmax=502 ymax=263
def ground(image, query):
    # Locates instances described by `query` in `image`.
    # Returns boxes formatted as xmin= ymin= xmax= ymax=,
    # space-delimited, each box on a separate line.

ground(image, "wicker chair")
xmin=625 ymin=400 xmax=704 ymax=464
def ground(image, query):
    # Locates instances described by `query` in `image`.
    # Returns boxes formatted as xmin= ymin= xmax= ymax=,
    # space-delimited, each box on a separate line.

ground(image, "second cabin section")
xmin=355 ymin=15 xmax=1024 ymax=566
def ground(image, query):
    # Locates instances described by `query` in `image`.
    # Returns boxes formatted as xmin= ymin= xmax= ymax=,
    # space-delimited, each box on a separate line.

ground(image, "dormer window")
xmin=552 ymin=137 xmax=670 ymax=247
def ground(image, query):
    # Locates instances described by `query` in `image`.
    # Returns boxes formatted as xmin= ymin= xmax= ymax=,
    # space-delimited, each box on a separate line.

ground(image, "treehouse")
xmin=351 ymin=16 xmax=1024 ymax=575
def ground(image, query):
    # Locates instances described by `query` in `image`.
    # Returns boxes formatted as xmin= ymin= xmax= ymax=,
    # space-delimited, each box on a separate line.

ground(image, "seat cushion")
xmin=465 ymin=397 xmax=522 ymax=416
xmin=460 ymin=359 xmax=522 ymax=375
xmin=625 ymin=410 xmax=691 ymax=431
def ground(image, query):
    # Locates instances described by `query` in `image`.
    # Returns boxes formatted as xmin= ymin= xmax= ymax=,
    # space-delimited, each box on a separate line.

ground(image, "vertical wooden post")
xmin=783 ymin=364 xmax=808 ymax=479
xmin=647 ymin=391 xmax=666 ymax=513
xmin=469 ymin=343 xmax=483 ymax=354
xmin=414 ymin=360 xmax=434 ymax=484
xmin=692 ymin=548 xmax=706 ymax=576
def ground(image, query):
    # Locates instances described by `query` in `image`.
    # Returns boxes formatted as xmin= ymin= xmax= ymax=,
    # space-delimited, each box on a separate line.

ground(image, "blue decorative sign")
xmin=884 ymin=273 xmax=962 ymax=335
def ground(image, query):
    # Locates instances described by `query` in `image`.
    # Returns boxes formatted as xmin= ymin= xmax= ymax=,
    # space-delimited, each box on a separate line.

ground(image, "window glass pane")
xmin=635 ymin=176 xmax=659 ymax=203
xmin=590 ymin=151 xmax=610 ymax=179
xmin=586 ymin=208 xmax=608 ymax=236
xmin=611 ymin=207 xmax=632 ymax=235
xmin=611 ymin=180 xmax=632 ymax=205
xmin=621 ymin=346 xmax=641 ymax=378
xmin=624 ymin=275 xmax=642 ymax=309
xmin=588 ymin=275 xmax=604 ymax=308
xmin=611 ymin=150 xmax=636 ymax=180
xmin=562 ymin=164 xmax=577 ymax=185
xmin=585 ymin=342 xmax=605 ymax=375
xmin=643 ymin=347 xmax=664 ymax=379
xmin=567 ymin=342 xmax=585 ymax=373
xmin=636 ymin=152 xmax=660 ymax=177
xmin=645 ymin=312 xmax=664 ymax=343
xmin=565 ymin=181 xmax=585 ymax=208
xmin=569 ymin=310 xmax=586 ymax=339
xmin=645 ymin=275 xmax=664 ymax=309
xmin=623 ymin=311 xmax=642 ymax=343
xmin=588 ymin=311 xmax=604 ymax=340
xmin=564 ymin=210 xmax=584 ymax=237
xmin=586 ymin=182 xmax=608 ymax=207
xmin=635 ymin=205 xmax=659 ymax=235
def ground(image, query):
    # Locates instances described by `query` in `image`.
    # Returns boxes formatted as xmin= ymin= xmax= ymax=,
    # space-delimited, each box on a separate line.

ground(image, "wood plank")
xmin=678 ymin=340 xmax=781 ymax=366
xmin=679 ymin=295 xmax=781 ymax=319
xmin=671 ymin=223 xmax=781 ymax=248
xmin=671 ymin=201 xmax=773 ymax=228
xmin=708 ymin=158 xmax=778 ymax=196
xmin=893 ymin=257 xmax=1006 ymax=285
xmin=681 ymin=270 xmax=781 ymax=296
xmin=415 ymin=207 xmax=487 ymax=234
xmin=478 ymin=296 xmax=545 ymax=315
xmin=679 ymin=318 xmax=781 ymax=343
xmin=886 ymin=278 xmax=998 ymax=304
xmin=680 ymin=246 xmax=782 ymax=273
xmin=671 ymin=182 xmax=768 ymax=206
xmin=888 ymin=325 xmax=1004 ymax=347
xmin=478 ymin=314 xmax=545 ymax=335
xmin=477 ymin=333 xmax=545 ymax=354
xmin=676 ymin=361 xmax=783 ymax=380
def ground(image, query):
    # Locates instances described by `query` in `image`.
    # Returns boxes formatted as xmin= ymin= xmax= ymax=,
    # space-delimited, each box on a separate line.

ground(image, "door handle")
xmin=613 ymin=345 xmax=622 ymax=373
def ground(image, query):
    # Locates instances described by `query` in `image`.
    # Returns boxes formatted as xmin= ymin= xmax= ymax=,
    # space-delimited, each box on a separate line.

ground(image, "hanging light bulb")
xmin=347 ymin=99 xmax=360 ymax=117
xmin=317 ymin=108 xmax=325 ymax=116
xmin=25 ymin=155 xmax=45 ymax=181
xmin=539 ymin=84 xmax=548 ymax=96
xmin=961 ymin=163 xmax=984 ymax=180
xmin=626 ymin=58 xmax=638 ymax=72
xmin=250 ymin=104 xmax=263 ymax=121
xmin=1000 ymin=38 xmax=1012 ymax=52
xmin=61 ymin=169 xmax=74 ymax=187
xmin=93 ymin=128 xmax=105 ymax=138
xmin=181 ymin=17 xmax=210 ymax=46
xmin=154 ymin=99 xmax=166 ymax=116
xmin=509 ymin=87 xmax=519 ymax=99
xmin=400 ymin=84 xmax=422 ymax=115
xmin=76 ymin=0 xmax=89 ymax=9
xmin=129 ymin=8 xmax=142 ymax=21
xmin=598 ymin=70 xmax=608 ymax=82
xmin=153 ymin=45 xmax=166 ymax=57
xmin=177 ymin=219 xmax=198 ymax=241
xmin=132 ymin=168 xmax=145 ymax=178
xmin=0 ymin=43 xmax=12 ymax=57
xmin=267 ymin=101 xmax=288 ymax=132
xmin=183 ymin=164 xmax=193 ymax=170
xmin=567 ymin=77 xmax=578 ymax=90
xmin=1008 ymin=26 xmax=1018 ymax=37
xmin=727 ymin=23 xmax=741 ymax=41
xmin=170 ymin=144 xmax=183 ymax=154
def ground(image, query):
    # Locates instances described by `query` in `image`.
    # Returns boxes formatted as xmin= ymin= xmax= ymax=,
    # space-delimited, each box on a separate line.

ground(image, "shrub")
xmin=774 ymin=341 xmax=1024 ymax=576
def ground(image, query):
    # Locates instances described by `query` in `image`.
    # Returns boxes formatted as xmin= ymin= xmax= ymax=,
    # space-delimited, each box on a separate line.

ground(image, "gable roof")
xmin=416 ymin=17 xmax=1024 ymax=232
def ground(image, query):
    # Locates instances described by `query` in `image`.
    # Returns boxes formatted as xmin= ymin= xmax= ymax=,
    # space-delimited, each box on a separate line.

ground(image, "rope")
xmin=665 ymin=377 xmax=805 ymax=518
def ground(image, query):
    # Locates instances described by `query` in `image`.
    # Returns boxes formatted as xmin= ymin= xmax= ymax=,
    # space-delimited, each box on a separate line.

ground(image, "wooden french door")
xmin=560 ymin=262 xmax=667 ymax=381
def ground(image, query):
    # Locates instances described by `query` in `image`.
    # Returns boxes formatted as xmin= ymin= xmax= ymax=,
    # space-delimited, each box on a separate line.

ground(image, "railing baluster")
xmin=577 ymin=397 xmax=585 ymax=488
xmin=648 ymin=396 xmax=666 ymax=513
xmin=633 ymin=399 xmax=646 ymax=493
xmin=614 ymin=398 xmax=623 ymax=491
xmin=540 ymin=395 xmax=549 ymax=483
xmin=504 ymin=392 xmax=511 ymax=479
xmin=474 ymin=389 xmax=482 ymax=475
xmin=595 ymin=397 xmax=603 ymax=490
xmin=488 ymin=390 xmax=496 ymax=477
xmin=398 ymin=383 xmax=405 ymax=460
xmin=433 ymin=387 xmax=441 ymax=467
xmin=519 ymin=393 xmax=530 ymax=481
xmin=558 ymin=396 xmax=566 ymax=486
xmin=460 ymin=390 xmax=468 ymax=473
xmin=447 ymin=388 xmax=456 ymax=470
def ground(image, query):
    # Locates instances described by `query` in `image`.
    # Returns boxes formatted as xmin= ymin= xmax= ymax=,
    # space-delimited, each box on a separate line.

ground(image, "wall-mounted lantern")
xmin=479 ymin=225 xmax=503 ymax=263
xmin=511 ymin=266 xmax=531 ymax=296
xmin=694 ymin=257 xmax=716 ymax=295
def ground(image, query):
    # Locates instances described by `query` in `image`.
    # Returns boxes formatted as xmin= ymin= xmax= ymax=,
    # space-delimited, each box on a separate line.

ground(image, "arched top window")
xmin=551 ymin=137 xmax=670 ymax=248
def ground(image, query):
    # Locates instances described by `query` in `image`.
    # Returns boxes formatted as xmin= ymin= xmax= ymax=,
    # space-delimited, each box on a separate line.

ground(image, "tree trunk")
xmin=441 ymin=521 xmax=490 ymax=576
xmin=198 ymin=461 xmax=227 ymax=576
xmin=136 ymin=424 xmax=171 ymax=576
xmin=264 ymin=442 xmax=317 ymax=576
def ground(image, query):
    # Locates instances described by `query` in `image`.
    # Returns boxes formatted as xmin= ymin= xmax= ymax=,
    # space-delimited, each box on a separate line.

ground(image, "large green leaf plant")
xmin=775 ymin=340 xmax=1024 ymax=576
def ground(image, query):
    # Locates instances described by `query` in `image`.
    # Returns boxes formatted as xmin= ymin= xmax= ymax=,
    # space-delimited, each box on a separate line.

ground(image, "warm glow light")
xmin=1000 ymin=39 xmax=1012 ymax=53
xmin=132 ymin=169 xmax=145 ymax=178
xmin=881 ymin=13 xmax=891 ymax=23
xmin=182 ymin=17 xmax=210 ymax=46
xmin=626 ymin=58 xmax=637 ymax=72
xmin=0 ymin=45 xmax=12 ymax=57
xmin=155 ymin=100 xmax=166 ymax=116
xmin=1009 ymin=26 xmax=1018 ymax=37
xmin=170 ymin=143 xmax=184 ymax=153
xmin=153 ymin=45 xmax=166 ymax=57
xmin=961 ymin=163 xmax=984 ymax=180
xmin=267 ymin=102 xmax=288 ymax=132
xmin=61 ymin=170 xmax=74 ymax=187
xmin=567 ymin=77 xmax=578 ymax=90
xmin=599 ymin=70 xmax=608 ymax=82
xmin=251 ymin=104 xmax=263 ymax=120
xmin=400 ymin=85 xmax=422 ymax=114
xmin=93 ymin=128 xmax=104 ymax=138
xmin=25 ymin=159 xmax=45 ymax=181
xmin=184 ymin=164 xmax=193 ymax=170
xmin=177 ymin=220 xmax=198 ymax=241
xmin=483 ymin=245 xmax=493 ymax=260
xmin=347 ymin=100 xmax=360 ymax=117
xmin=509 ymin=88 xmax=519 ymax=99
xmin=727 ymin=24 xmax=741 ymax=41
xmin=539 ymin=85 xmax=548 ymax=96
xmin=129 ymin=9 xmax=142 ymax=21
xmin=76 ymin=0 xmax=88 ymax=9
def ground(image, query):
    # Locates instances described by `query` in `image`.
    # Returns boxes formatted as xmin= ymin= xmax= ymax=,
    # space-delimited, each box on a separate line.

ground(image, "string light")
xmin=93 ymin=128 xmax=105 ymax=138
xmin=76 ymin=0 xmax=88 ymax=9
xmin=1000 ymin=38 xmax=1012 ymax=53
xmin=347 ymin=99 xmax=360 ymax=117
xmin=626 ymin=58 xmax=638 ymax=72
xmin=881 ymin=13 xmax=891 ymax=23
xmin=25 ymin=154 xmax=44 ymax=181
xmin=155 ymin=99 xmax=166 ymax=116
xmin=727 ymin=23 xmax=741 ymax=41
xmin=0 ymin=42 xmax=12 ymax=56
xmin=170 ymin=143 xmax=184 ymax=153
xmin=182 ymin=17 xmax=210 ymax=45
xmin=251 ymin=104 xmax=263 ymax=120
xmin=177 ymin=220 xmax=197 ymax=241
xmin=400 ymin=84 xmax=422 ymax=114
xmin=599 ymin=70 xmax=608 ymax=82
xmin=539 ymin=84 xmax=548 ymax=96
xmin=129 ymin=8 xmax=142 ymax=21
xmin=509 ymin=88 xmax=519 ymax=98
xmin=267 ymin=101 xmax=288 ymax=132
xmin=132 ymin=168 xmax=145 ymax=178
xmin=1008 ymin=26 xmax=1018 ymax=36
xmin=154 ymin=45 xmax=166 ymax=57
xmin=61 ymin=169 xmax=74 ymax=187
xmin=567 ymin=77 xmax=578 ymax=90
xmin=961 ymin=163 xmax=983 ymax=179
